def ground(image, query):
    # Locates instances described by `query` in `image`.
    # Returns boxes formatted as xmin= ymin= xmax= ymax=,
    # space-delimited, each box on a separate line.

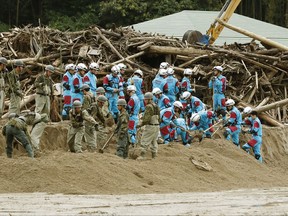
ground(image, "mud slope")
xmin=0 ymin=122 xmax=287 ymax=195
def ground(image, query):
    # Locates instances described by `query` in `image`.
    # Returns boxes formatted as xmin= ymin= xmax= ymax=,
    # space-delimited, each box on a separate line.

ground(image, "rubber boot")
xmin=152 ymin=152 xmax=157 ymax=159
xmin=25 ymin=144 xmax=34 ymax=158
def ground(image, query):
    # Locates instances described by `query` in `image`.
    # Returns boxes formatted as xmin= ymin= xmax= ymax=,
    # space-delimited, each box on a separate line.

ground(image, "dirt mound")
xmin=0 ymin=122 xmax=287 ymax=195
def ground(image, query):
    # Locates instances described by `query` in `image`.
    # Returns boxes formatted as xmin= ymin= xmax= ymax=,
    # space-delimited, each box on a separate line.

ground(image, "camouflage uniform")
xmin=34 ymin=73 xmax=53 ymax=116
xmin=82 ymin=91 xmax=95 ymax=110
xmin=30 ymin=113 xmax=49 ymax=152
xmin=67 ymin=109 xmax=97 ymax=153
xmin=140 ymin=102 xmax=160 ymax=158
xmin=3 ymin=117 xmax=33 ymax=158
xmin=0 ymin=68 xmax=8 ymax=116
xmin=5 ymin=69 xmax=22 ymax=114
xmin=115 ymin=110 xmax=129 ymax=158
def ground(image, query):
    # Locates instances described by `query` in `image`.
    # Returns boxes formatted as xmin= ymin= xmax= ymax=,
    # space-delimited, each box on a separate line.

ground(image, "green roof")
xmin=132 ymin=10 xmax=288 ymax=46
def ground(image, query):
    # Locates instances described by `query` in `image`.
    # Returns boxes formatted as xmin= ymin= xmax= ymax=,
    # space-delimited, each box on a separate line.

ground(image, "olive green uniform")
xmin=34 ymin=73 xmax=53 ymax=116
xmin=67 ymin=109 xmax=97 ymax=153
xmin=82 ymin=92 xmax=94 ymax=110
xmin=30 ymin=113 xmax=49 ymax=151
xmin=0 ymin=68 xmax=7 ymax=116
xmin=2 ymin=117 xmax=33 ymax=158
xmin=140 ymin=103 xmax=160 ymax=158
xmin=115 ymin=110 xmax=129 ymax=158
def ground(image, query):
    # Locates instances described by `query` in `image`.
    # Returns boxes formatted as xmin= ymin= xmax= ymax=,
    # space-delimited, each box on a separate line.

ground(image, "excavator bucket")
xmin=182 ymin=30 xmax=209 ymax=45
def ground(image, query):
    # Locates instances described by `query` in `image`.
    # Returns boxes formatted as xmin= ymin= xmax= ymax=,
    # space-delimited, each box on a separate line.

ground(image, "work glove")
xmin=63 ymin=83 xmax=70 ymax=90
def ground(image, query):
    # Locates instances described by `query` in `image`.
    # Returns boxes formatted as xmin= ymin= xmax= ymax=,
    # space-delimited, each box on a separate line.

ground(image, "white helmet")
xmin=159 ymin=62 xmax=170 ymax=69
xmin=173 ymin=101 xmax=183 ymax=109
xmin=117 ymin=63 xmax=127 ymax=70
xmin=76 ymin=63 xmax=87 ymax=71
xmin=243 ymin=106 xmax=253 ymax=114
xmin=225 ymin=99 xmax=235 ymax=106
xmin=213 ymin=66 xmax=223 ymax=72
xmin=65 ymin=63 xmax=75 ymax=71
xmin=190 ymin=113 xmax=200 ymax=122
xmin=167 ymin=67 xmax=174 ymax=75
xmin=158 ymin=68 xmax=167 ymax=76
xmin=181 ymin=91 xmax=191 ymax=100
xmin=89 ymin=62 xmax=100 ymax=70
xmin=127 ymin=85 xmax=136 ymax=92
xmin=152 ymin=87 xmax=162 ymax=95
xmin=184 ymin=68 xmax=193 ymax=75
xmin=134 ymin=69 xmax=143 ymax=77
xmin=111 ymin=65 xmax=120 ymax=74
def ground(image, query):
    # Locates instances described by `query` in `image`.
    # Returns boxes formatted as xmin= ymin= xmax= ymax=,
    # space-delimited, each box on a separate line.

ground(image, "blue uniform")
xmin=103 ymin=74 xmax=123 ymax=119
xmin=224 ymin=106 xmax=242 ymax=146
xmin=127 ymin=93 xmax=140 ymax=145
xmin=72 ymin=73 xmax=84 ymax=103
xmin=152 ymin=76 xmax=168 ymax=94
xmin=154 ymin=94 xmax=171 ymax=110
xmin=127 ymin=75 xmax=145 ymax=112
xmin=208 ymin=74 xmax=227 ymax=112
xmin=171 ymin=118 xmax=190 ymax=145
xmin=165 ymin=75 xmax=179 ymax=104
xmin=180 ymin=77 xmax=192 ymax=93
xmin=62 ymin=71 xmax=74 ymax=117
xmin=160 ymin=107 xmax=174 ymax=144
xmin=242 ymin=117 xmax=263 ymax=162
xmin=186 ymin=96 xmax=205 ymax=127
xmin=189 ymin=111 xmax=214 ymax=138
xmin=83 ymin=71 xmax=97 ymax=96
xmin=118 ymin=74 xmax=125 ymax=99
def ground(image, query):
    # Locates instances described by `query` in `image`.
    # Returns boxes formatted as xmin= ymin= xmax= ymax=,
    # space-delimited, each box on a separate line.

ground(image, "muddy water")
xmin=1 ymin=188 xmax=288 ymax=215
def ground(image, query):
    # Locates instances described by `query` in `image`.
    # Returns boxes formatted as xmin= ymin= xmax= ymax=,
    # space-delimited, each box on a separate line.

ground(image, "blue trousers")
xmin=242 ymin=136 xmax=262 ymax=162
xmin=213 ymin=93 xmax=226 ymax=112
xmin=128 ymin=114 xmax=139 ymax=145
xmin=107 ymin=94 xmax=119 ymax=119
xmin=138 ymin=94 xmax=145 ymax=112
xmin=224 ymin=125 xmax=241 ymax=146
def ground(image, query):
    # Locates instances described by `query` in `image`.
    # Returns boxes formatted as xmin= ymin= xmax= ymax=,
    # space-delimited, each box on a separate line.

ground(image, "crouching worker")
xmin=137 ymin=92 xmax=160 ymax=160
xmin=2 ymin=115 xmax=34 ymax=158
xmin=67 ymin=100 xmax=98 ymax=153
xmin=241 ymin=110 xmax=263 ymax=163
xmin=115 ymin=99 xmax=129 ymax=159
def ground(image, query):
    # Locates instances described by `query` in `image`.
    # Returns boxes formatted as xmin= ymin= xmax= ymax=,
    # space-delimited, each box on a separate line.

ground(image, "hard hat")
xmin=225 ymin=99 xmax=235 ymax=106
xmin=117 ymin=63 xmax=127 ymax=70
xmin=76 ymin=63 xmax=87 ymax=71
xmin=65 ymin=63 xmax=75 ymax=71
xmin=167 ymin=67 xmax=174 ymax=75
xmin=159 ymin=62 xmax=170 ymax=69
xmin=173 ymin=101 xmax=183 ymax=109
xmin=134 ymin=69 xmax=143 ymax=77
xmin=158 ymin=68 xmax=167 ymax=76
xmin=33 ymin=113 xmax=42 ymax=124
xmin=73 ymin=100 xmax=82 ymax=108
xmin=152 ymin=87 xmax=162 ymax=95
xmin=89 ymin=62 xmax=100 ymax=70
xmin=45 ymin=65 xmax=55 ymax=72
xmin=18 ymin=116 xmax=26 ymax=122
xmin=96 ymin=87 xmax=105 ymax=94
xmin=184 ymin=68 xmax=193 ymax=75
xmin=190 ymin=113 xmax=200 ymax=122
xmin=81 ymin=84 xmax=90 ymax=90
xmin=97 ymin=95 xmax=108 ymax=102
xmin=243 ymin=106 xmax=253 ymax=114
xmin=213 ymin=66 xmax=223 ymax=72
xmin=0 ymin=57 xmax=8 ymax=65
xmin=111 ymin=65 xmax=120 ymax=74
xmin=14 ymin=60 xmax=24 ymax=67
xmin=127 ymin=85 xmax=136 ymax=92
xmin=144 ymin=92 xmax=153 ymax=99
xmin=8 ymin=113 xmax=18 ymax=119
xmin=117 ymin=99 xmax=127 ymax=106
xmin=181 ymin=91 xmax=191 ymax=100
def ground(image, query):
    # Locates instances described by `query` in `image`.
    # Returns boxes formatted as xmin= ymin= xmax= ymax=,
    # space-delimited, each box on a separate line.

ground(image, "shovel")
xmin=98 ymin=132 xmax=115 ymax=153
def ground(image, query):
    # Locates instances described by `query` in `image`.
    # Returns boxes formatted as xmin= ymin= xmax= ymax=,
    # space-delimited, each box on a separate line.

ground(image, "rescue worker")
xmin=160 ymin=106 xmax=175 ymax=144
xmin=223 ymin=99 xmax=242 ymax=147
xmin=83 ymin=62 xmax=99 ymax=97
xmin=189 ymin=111 xmax=215 ymax=140
xmin=103 ymin=65 xmax=123 ymax=122
xmin=241 ymin=106 xmax=253 ymax=126
xmin=159 ymin=62 xmax=170 ymax=69
xmin=126 ymin=85 xmax=140 ymax=146
xmin=34 ymin=65 xmax=54 ymax=116
xmin=67 ymin=100 xmax=98 ymax=153
xmin=152 ymin=87 xmax=171 ymax=110
xmin=6 ymin=60 xmax=24 ymax=114
xmin=62 ymin=63 xmax=76 ymax=120
xmin=73 ymin=63 xmax=87 ymax=103
xmin=117 ymin=63 xmax=127 ymax=99
xmin=208 ymin=66 xmax=227 ymax=114
xmin=127 ymin=69 xmax=145 ymax=112
xmin=137 ymin=92 xmax=160 ymax=159
xmin=2 ymin=115 xmax=34 ymax=158
xmin=82 ymin=84 xmax=94 ymax=110
xmin=0 ymin=57 xmax=8 ymax=117
xmin=152 ymin=68 xmax=168 ymax=94
xmin=180 ymin=68 xmax=193 ymax=93
xmin=165 ymin=67 xmax=180 ymax=104
xmin=241 ymin=110 xmax=263 ymax=162
xmin=114 ymin=99 xmax=129 ymax=158
xmin=95 ymin=87 xmax=110 ymax=117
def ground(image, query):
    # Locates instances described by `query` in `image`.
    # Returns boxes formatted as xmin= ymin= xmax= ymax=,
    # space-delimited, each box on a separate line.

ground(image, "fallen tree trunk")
xmin=254 ymin=98 xmax=288 ymax=114
xmin=148 ymin=45 xmax=208 ymax=55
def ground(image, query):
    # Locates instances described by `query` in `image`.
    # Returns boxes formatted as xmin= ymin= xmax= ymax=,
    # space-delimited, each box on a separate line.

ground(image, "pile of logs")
xmin=0 ymin=25 xmax=287 ymax=125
